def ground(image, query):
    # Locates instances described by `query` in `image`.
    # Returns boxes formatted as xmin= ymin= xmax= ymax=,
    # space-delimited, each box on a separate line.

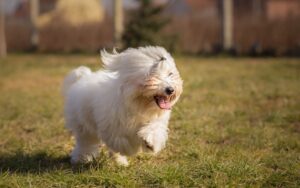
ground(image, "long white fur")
xmin=63 ymin=46 xmax=182 ymax=166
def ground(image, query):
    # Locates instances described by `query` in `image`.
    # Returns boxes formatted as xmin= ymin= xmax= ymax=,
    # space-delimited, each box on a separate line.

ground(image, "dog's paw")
xmin=143 ymin=139 xmax=154 ymax=152
xmin=142 ymin=136 xmax=162 ymax=154
xmin=70 ymin=155 xmax=93 ymax=164
xmin=110 ymin=153 xmax=129 ymax=167
xmin=115 ymin=155 xmax=129 ymax=167
xmin=141 ymin=132 xmax=168 ymax=154
xmin=70 ymin=149 xmax=98 ymax=164
xmin=138 ymin=125 xmax=168 ymax=154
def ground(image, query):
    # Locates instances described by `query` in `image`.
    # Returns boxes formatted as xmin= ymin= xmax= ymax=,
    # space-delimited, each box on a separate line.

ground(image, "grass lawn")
xmin=0 ymin=54 xmax=299 ymax=187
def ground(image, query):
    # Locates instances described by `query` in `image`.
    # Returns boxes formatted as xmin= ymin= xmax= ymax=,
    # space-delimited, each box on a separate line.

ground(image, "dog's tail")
xmin=62 ymin=66 xmax=91 ymax=97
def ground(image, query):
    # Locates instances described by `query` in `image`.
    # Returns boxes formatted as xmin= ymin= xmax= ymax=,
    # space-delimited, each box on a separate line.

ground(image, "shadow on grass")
xmin=0 ymin=151 xmax=107 ymax=174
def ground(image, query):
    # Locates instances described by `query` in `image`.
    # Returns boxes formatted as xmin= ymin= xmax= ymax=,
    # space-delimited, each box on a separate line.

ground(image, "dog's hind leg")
xmin=70 ymin=130 xmax=100 ymax=164
xmin=109 ymin=150 xmax=129 ymax=167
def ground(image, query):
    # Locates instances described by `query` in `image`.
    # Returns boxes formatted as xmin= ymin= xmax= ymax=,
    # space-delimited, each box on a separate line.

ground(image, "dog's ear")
xmin=152 ymin=62 xmax=159 ymax=69
xmin=150 ymin=59 xmax=170 ymax=75
xmin=149 ymin=62 xmax=161 ymax=75
xmin=159 ymin=56 xmax=166 ymax=61
xmin=151 ymin=56 xmax=166 ymax=71
xmin=100 ymin=49 xmax=119 ymax=71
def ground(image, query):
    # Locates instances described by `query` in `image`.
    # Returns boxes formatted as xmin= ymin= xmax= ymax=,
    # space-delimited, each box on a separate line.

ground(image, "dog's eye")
xmin=168 ymin=72 xmax=173 ymax=76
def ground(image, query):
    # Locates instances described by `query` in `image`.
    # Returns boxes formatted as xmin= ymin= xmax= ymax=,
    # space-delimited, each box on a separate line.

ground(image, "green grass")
xmin=0 ymin=54 xmax=299 ymax=187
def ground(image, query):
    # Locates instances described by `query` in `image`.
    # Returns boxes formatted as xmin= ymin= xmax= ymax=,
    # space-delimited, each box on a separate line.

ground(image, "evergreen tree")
xmin=122 ymin=0 xmax=170 ymax=48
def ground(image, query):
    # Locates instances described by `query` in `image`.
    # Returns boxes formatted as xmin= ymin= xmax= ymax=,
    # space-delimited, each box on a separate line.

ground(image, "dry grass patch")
xmin=0 ymin=54 xmax=299 ymax=187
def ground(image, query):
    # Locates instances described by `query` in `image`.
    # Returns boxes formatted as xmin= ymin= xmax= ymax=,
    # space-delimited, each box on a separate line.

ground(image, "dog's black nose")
xmin=165 ymin=87 xmax=174 ymax=95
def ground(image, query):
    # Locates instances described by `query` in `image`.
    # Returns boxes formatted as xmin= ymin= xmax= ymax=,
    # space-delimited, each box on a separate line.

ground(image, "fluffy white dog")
xmin=63 ymin=46 xmax=183 ymax=166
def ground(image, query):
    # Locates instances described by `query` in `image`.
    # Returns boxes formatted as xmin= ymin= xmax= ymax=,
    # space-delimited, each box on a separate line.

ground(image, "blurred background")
xmin=0 ymin=0 xmax=300 ymax=56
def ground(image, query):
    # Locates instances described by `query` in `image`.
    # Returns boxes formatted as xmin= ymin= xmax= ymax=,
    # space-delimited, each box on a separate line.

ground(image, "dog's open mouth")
xmin=154 ymin=95 xmax=172 ymax=110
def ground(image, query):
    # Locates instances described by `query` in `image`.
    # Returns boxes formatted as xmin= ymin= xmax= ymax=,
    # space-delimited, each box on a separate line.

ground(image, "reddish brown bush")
xmin=38 ymin=18 xmax=113 ymax=52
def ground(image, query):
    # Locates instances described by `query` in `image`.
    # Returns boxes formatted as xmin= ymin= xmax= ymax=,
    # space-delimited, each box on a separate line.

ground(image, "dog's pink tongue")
xmin=158 ymin=98 xmax=171 ymax=110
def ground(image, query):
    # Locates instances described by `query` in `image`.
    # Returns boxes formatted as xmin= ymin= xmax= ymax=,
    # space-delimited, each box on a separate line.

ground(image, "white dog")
xmin=63 ymin=46 xmax=183 ymax=166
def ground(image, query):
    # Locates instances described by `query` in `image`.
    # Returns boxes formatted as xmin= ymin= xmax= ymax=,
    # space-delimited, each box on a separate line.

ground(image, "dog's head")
xmin=140 ymin=54 xmax=183 ymax=111
xmin=101 ymin=46 xmax=183 ymax=112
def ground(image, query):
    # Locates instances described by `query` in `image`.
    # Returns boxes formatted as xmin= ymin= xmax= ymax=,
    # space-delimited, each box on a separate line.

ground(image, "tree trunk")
xmin=222 ymin=0 xmax=233 ymax=51
xmin=30 ymin=0 xmax=39 ymax=48
xmin=0 ymin=0 xmax=7 ymax=57
xmin=113 ymin=0 xmax=123 ymax=48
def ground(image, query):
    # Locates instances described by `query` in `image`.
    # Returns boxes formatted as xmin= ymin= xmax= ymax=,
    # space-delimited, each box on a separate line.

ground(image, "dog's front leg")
xmin=138 ymin=123 xmax=169 ymax=154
